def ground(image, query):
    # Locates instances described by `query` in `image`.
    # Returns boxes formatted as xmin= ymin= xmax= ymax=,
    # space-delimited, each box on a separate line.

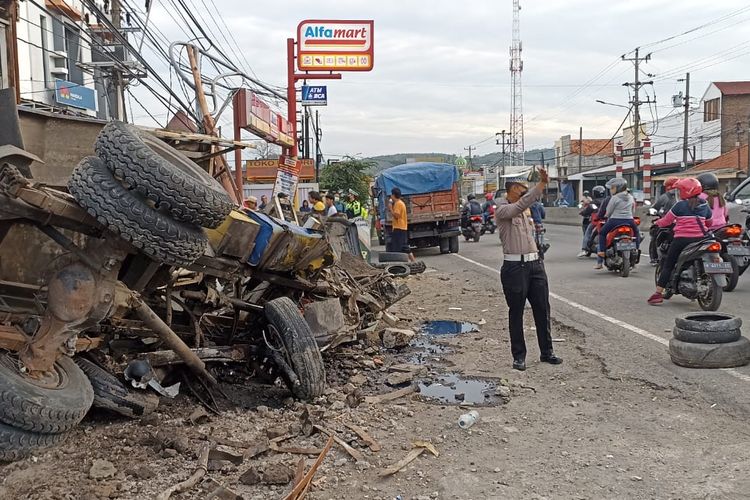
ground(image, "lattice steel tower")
xmin=509 ymin=0 xmax=525 ymax=166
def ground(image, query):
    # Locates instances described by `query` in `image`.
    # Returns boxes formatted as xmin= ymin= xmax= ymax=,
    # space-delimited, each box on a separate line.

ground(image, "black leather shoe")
xmin=512 ymin=359 xmax=526 ymax=371
xmin=540 ymin=353 xmax=563 ymax=365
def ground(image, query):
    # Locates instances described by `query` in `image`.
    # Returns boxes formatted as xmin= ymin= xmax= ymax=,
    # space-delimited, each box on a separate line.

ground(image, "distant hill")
xmin=366 ymin=148 xmax=555 ymax=175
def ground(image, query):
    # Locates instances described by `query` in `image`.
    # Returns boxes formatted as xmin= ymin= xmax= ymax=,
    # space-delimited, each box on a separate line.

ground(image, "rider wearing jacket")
xmin=578 ymin=185 xmax=607 ymax=257
xmin=647 ymin=178 xmax=713 ymax=305
xmin=697 ymin=172 xmax=728 ymax=228
xmin=595 ymin=177 xmax=640 ymax=269
xmin=463 ymin=194 xmax=484 ymax=215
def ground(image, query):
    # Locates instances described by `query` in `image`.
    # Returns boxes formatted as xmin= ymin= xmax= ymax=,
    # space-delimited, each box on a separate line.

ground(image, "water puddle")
xmin=419 ymin=320 xmax=480 ymax=336
xmin=418 ymin=373 xmax=502 ymax=406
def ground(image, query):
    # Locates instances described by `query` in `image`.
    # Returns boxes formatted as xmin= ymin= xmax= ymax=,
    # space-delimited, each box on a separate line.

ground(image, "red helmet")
xmin=485 ymin=193 xmax=493 ymax=201
xmin=664 ymin=176 xmax=679 ymax=191
xmin=676 ymin=177 xmax=702 ymax=199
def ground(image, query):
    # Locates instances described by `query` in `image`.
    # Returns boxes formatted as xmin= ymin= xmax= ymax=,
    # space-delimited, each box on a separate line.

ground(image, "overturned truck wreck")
xmin=0 ymin=97 xmax=409 ymax=461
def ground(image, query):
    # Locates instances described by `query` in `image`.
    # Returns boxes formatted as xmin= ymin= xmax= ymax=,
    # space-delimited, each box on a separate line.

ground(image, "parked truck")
xmin=374 ymin=162 xmax=461 ymax=254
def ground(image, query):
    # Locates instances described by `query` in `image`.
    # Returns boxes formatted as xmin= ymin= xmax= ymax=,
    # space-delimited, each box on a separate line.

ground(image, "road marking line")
xmin=451 ymin=253 xmax=750 ymax=383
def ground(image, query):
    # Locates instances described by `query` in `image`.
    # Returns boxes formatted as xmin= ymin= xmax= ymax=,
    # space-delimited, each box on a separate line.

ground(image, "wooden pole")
xmin=186 ymin=45 xmax=241 ymax=204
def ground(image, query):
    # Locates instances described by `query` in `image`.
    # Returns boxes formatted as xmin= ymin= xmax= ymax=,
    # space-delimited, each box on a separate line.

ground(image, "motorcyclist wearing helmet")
xmin=595 ymin=177 xmax=640 ymax=269
xmin=648 ymin=176 xmax=680 ymax=265
xmin=463 ymin=194 xmax=484 ymax=215
xmin=577 ymin=185 xmax=607 ymax=257
xmin=647 ymin=177 xmax=713 ymax=305
xmin=482 ymin=192 xmax=496 ymax=219
xmin=578 ymin=190 xmax=593 ymax=234
xmin=696 ymin=172 xmax=728 ymax=228
xmin=653 ymin=177 xmax=679 ymax=214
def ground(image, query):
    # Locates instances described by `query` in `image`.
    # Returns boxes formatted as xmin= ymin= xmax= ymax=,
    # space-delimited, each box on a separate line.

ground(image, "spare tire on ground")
xmin=0 ymin=354 xmax=93 ymax=434
xmin=668 ymin=336 xmax=750 ymax=369
xmin=385 ymin=263 xmax=410 ymax=277
xmin=264 ymin=297 xmax=326 ymax=400
xmin=378 ymin=252 xmax=409 ymax=263
xmin=75 ymin=358 xmax=159 ymax=418
xmin=672 ymin=326 xmax=741 ymax=345
xmin=69 ymin=156 xmax=208 ymax=267
xmin=674 ymin=312 xmax=742 ymax=334
xmin=0 ymin=421 xmax=68 ymax=462
xmin=94 ymin=121 xmax=233 ymax=228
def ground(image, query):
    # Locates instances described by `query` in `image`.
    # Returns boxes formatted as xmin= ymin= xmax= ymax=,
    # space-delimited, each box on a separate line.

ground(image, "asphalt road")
xmin=403 ymin=224 xmax=750 ymax=415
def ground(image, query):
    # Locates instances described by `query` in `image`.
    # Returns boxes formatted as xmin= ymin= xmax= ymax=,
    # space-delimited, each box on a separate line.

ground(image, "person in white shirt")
xmin=325 ymin=193 xmax=338 ymax=216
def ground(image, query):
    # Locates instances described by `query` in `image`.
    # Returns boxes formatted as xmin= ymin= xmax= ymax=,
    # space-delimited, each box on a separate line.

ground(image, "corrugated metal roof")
xmin=713 ymin=82 xmax=750 ymax=96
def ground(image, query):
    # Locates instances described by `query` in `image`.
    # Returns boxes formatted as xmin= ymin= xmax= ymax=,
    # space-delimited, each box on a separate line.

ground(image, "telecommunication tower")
xmin=509 ymin=0 xmax=525 ymax=166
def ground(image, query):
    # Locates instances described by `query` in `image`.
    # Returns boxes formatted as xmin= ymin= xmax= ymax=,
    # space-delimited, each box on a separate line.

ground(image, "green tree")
xmin=319 ymin=158 xmax=373 ymax=201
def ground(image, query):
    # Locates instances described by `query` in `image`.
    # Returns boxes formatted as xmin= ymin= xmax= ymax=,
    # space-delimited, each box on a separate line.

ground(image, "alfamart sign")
xmin=297 ymin=20 xmax=374 ymax=71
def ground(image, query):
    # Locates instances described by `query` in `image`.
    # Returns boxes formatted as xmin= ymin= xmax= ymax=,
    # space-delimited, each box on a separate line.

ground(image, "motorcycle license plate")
xmin=727 ymin=245 xmax=750 ymax=256
xmin=704 ymin=262 xmax=733 ymax=274
xmin=616 ymin=241 xmax=637 ymax=251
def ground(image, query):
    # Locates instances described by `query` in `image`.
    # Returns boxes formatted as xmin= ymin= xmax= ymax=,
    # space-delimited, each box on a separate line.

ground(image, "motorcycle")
xmin=598 ymin=217 xmax=641 ymax=277
xmin=653 ymin=220 xmax=732 ymax=311
xmin=736 ymin=200 xmax=750 ymax=276
xmin=461 ymin=213 xmax=483 ymax=242
xmin=712 ymin=222 xmax=749 ymax=291
xmin=534 ymin=222 xmax=549 ymax=259
xmin=481 ymin=210 xmax=497 ymax=235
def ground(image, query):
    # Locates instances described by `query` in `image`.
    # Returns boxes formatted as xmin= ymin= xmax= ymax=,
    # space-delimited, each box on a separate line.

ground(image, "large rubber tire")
xmin=672 ymin=326 xmax=741 ymax=345
xmin=94 ymin=121 xmax=232 ymax=228
xmin=620 ymin=250 xmax=631 ymax=278
xmin=721 ymin=254 xmax=740 ymax=292
xmin=449 ymin=235 xmax=459 ymax=253
xmin=439 ymin=238 xmax=450 ymax=254
xmin=0 ymin=354 xmax=93 ymax=434
xmin=378 ymin=252 xmax=409 ymax=263
xmin=697 ymin=275 xmax=723 ymax=311
xmin=385 ymin=264 xmax=410 ymax=277
xmin=0 ymin=421 xmax=67 ymax=462
xmin=264 ymin=297 xmax=326 ymax=400
xmin=675 ymin=312 xmax=742 ymax=333
xmin=69 ymin=157 xmax=208 ymax=267
xmin=75 ymin=358 xmax=159 ymax=418
xmin=669 ymin=337 xmax=750 ymax=368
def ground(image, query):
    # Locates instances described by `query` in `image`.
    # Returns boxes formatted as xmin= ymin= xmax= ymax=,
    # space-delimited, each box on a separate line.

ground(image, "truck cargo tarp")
xmin=376 ymin=162 xmax=459 ymax=197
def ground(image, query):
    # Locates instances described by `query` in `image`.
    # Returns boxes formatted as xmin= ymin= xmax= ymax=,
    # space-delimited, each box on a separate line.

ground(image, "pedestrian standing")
xmin=387 ymin=187 xmax=416 ymax=262
xmin=259 ymin=195 xmax=268 ymax=210
xmin=495 ymin=168 xmax=562 ymax=371
xmin=324 ymin=193 xmax=338 ymax=217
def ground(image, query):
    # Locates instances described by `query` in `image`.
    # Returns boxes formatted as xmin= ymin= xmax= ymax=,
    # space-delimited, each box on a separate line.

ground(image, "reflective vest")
xmin=348 ymin=200 xmax=362 ymax=217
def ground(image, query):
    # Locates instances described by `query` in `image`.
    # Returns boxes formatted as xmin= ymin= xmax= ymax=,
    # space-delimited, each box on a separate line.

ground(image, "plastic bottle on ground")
xmin=458 ymin=410 xmax=479 ymax=429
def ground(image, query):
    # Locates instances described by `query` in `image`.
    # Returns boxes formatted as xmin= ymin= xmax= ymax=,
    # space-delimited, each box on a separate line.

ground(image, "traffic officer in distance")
xmin=495 ymin=168 xmax=562 ymax=371
xmin=345 ymin=189 xmax=363 ymax=219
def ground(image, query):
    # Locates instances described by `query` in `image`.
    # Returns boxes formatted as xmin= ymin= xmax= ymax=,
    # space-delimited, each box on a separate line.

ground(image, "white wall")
xmin=17 ymin=1 xmax=96 ymax=116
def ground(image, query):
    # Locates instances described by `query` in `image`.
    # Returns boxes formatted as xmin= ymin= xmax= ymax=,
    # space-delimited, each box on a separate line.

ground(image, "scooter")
xmin=654 ymin=228 xmax=732 ymax=311
xmin=481 ymin=210 xmax=497 ymax=235
xmin=712 ymin=223 xmax=749 ymax=291
xmin=461 ymin=213 xmax=483 ymax=242
xmin=599 ymin=217 xmax=641 ymax=277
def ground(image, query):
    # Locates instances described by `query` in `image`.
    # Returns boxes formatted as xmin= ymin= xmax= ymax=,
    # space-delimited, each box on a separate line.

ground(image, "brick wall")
xmin=720 ymin=94 xmax=750 ymax=154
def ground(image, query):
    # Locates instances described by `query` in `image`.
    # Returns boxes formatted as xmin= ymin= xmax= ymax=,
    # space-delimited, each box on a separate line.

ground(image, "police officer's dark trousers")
xmin=500 ymin=259 xmax=553 ymax=360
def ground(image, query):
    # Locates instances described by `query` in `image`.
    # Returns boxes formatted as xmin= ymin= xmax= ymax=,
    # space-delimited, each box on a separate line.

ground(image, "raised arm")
xmin=495 ymin=185 xmax=542 ymax=219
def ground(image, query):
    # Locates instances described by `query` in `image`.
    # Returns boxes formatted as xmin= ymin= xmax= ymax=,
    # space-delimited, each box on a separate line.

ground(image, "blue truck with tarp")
xmin=373 ymin=162 xmax=462 ymax=254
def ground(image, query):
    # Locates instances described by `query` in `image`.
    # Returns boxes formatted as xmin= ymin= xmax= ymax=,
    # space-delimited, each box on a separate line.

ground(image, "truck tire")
xmin=69 ymin=156 xmax=208 ymax=267
xmin=378 ymin=252 xmax=409 ymax=263
xmin=449 ymin=235 xmax=459 ymax=253
xmin=0 ymin=421 xmax=67 ymax=462
xmin=75 ymin=358 xmax=159 ymax=418
xmin=264 ymin=297 xmax=326 ymax=400
xmin=95 ymin=121 xmax=232 ymax=228
xmin=672 ymin=326 xmax=741 ymax=345
xmin=439 ymin=238 xmax=450 ymax=254
xmin=669 ymin=337 xmax=750 ymax=368
xmin=0 ymin=354 xmax=93 ymax=434
xmin=675 ymin=313 xmax=742 ymax=334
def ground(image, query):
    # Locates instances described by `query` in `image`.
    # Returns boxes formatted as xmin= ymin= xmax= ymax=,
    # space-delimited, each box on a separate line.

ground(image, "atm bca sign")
xmin=302 ymin=86 xmax=327 ymax=106
xmin=297 ymin=20 xmax=374 ymax=72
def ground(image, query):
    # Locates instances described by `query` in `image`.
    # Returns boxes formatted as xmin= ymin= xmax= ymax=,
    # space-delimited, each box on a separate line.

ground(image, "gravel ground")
xmin=1 ymin=267 xmax=750 ymax=499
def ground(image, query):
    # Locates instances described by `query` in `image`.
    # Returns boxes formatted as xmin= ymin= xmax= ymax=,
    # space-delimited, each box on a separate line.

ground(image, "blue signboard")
xmin=301 ymin=85 xmax=327 ymax=106
xmin=54 ymin=79 xmax=97 ymax=111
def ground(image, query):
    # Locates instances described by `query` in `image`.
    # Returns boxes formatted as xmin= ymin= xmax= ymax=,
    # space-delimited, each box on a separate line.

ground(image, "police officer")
xmin=495 ymin=168 xmax=562 ymax=371
xmin=345 ymin=190 xmax=363 ymax=218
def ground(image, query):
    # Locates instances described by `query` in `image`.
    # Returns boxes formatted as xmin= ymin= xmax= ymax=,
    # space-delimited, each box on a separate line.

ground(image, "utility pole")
xmin=314 ymin=110 xmax=322 ymax=182
xmin=495 ymin=130 xmax=517 ymax=189
xmin=464 ymin=145 xmax=475 ymax=168
xmin=622 ymin=48 xmax=653 ymax=174
xmin=679 ymin=72 xmax=690 ymax=167
xmin=110 ymin=0 xmax=126 ymax=121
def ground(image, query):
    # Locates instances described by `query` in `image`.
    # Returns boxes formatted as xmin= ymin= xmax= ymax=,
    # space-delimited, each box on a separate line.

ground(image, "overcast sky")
xmin=131 ymin=0 xmax=750 ymax=159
